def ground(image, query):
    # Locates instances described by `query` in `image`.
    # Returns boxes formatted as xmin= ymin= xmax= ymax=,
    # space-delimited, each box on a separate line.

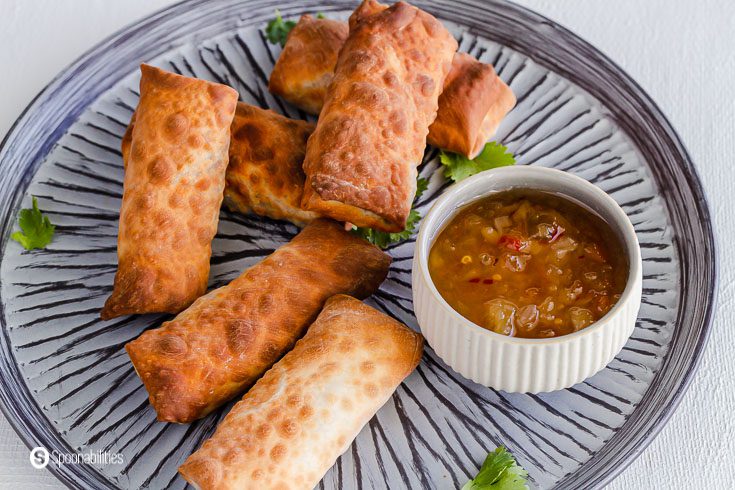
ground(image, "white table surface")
xmin=0 ymin=1 xmax=732 ymax=488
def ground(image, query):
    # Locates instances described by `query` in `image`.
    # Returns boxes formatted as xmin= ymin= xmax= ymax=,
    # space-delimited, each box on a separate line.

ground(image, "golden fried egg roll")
xmin=268 ymin=15 xmax=349 ymax=114
xmin=179 ymin=294 xmax=423 ymax=489
xmin=101 ymin=65 xmax=238 ymax=320
xmin=224 ymin=102 xmax=319 ymax=226
xmin=429 ymin=52 xmax=516 ymax=158
xmin=300 ymin=0 xmax=457 ymax=233
xmin=121 ymin=110 xmax=135 ymax=168
xmin=268 ymin=15 xmax=515 ymax=159
xmin=125 ymin=220 xmax=391 ymax=423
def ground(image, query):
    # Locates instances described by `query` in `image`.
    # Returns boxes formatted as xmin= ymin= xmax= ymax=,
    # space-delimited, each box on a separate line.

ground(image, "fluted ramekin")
xmin=412 ymin=166 xmax=642 ymax=393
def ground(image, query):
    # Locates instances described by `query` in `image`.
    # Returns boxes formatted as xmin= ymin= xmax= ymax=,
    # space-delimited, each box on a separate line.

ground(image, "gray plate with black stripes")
xmin=0 ymin=1 xmax=716 ymax=489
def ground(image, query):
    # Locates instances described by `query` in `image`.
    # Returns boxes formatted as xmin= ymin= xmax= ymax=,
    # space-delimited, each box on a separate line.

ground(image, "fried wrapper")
xmin=223 ymin=102 xmax=319 ymax=226
xmin=268 ymin=16 xmax=515 ymax=158
xmin=301 ymin=0 xmax=457 ymax=232
xmin=427 ymin=52 xmax=516 ymax=158
xmin=179 ymin=294 xmax=423 ymax=489
xmin=101 ymin=65 xmax=238 ymax=320
xmin=268 ymin=15 xmax=349 ymax=114
xmin=125 ymin=220 xmax=391 ymax=423
xmin=121 ymin=111 xmax=135 ymax=168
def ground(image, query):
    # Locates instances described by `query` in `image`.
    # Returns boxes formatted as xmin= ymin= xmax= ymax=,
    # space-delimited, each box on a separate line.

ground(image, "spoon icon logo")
xmin=30 ymin=447 xmax=49 ymax=469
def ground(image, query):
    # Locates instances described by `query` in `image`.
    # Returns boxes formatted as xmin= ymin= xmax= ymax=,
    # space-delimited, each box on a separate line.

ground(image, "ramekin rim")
xmin=414 ymin=165 xmax=643 ymax=346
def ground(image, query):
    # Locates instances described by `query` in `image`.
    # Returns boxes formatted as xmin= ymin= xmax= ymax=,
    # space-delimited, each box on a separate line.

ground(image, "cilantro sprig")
xmin=353 ymin=177 xmax=428 ymax=249
xmin=462 ymin=446 xmax=528 ymax=490
xmin=440 ymin=142 xmax=515 ymax=182
xmin=11 ymin=196 xmax=55 ymax=251
xmin=265 ymin=10 xmax=297 ymax=46
xmin=414 ymin=175 xmax=429 ymax=199
xmin=266 ymin=10 xmax=327 ymax=46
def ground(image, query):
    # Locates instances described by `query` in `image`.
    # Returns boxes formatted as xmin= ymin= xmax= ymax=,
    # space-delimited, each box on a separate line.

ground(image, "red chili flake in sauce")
xmin=578 ymin=255 xmax=586 ymax=259
xmin=499 ymin=235 xmax=523 ymax=251
xmin=468 ymin=277 xmax=481 ymax=283
xmin=482 ymin=279 xmax=494 ymax=284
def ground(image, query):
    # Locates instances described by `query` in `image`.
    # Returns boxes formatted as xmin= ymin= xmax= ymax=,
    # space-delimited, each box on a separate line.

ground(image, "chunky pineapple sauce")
xmin=428 ymin=190 xmax=628 ymax=338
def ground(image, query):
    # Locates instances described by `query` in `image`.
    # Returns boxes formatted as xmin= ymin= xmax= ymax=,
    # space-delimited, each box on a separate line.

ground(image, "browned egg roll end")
xmin=349 ymin=0 xmax=389 ymax=26
xmin=120 ymin=111 xmax=135 ymax=170
xmin=101 ymin=65 xmax=238 ymax=320
xmin=428 ymin=52 xmax=516 ymax=158
xmin=125 ymin=219 xmax=391 ymax=423
xmin=224 ymin=102 xmax=319 ymax=226
xmin=268 ymin=15 xmax=349 ymax=115
xmin=178 ymin=294 xmax=423 ymax=489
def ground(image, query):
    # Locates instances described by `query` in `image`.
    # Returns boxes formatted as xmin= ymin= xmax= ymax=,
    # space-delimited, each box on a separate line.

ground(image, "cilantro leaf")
xmin=11 ymin=196 xmax=55 ymax=251
xmin=265 ymin=10 xmax=297 ymax=47
xmin=414 ymin=176 xmax=429 ymax=200
xmin=353 ymin=177 xmax=428 ymax=249
xmin=439 ymin=142 xmax=515 ymax=182
xmin=316 ymin=12 xmax=326 ymax=19
xmin=353 ymin=209 xmax=421 ymax=249
xmin=461 ymin=447 xmax=528 ymax=490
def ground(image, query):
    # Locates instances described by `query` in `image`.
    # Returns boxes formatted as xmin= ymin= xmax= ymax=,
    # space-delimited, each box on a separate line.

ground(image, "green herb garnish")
xmin=265 ymin=11 xmax=329 ymax=46
xmin=440 ymin=142 xmax=515 ymax=182
xmin=353 ymin=177 xmax=428 ymax=249
xmin=414 ymin=175 xmax=429 ymax=198
xmin=462 ymin=447 xmax=528 ymax=490
xmin=265 ymin=10 xmax=297 ymax=46
xmin=11 ymin=196 xmax=55 ymax=251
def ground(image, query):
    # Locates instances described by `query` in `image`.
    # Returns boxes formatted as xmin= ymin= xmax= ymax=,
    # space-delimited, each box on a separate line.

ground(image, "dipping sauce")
xmin=428 ymin=189 xmax=628 ymax=338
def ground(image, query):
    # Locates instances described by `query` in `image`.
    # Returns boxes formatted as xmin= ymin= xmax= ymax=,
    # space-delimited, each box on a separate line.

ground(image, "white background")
xmin=0 ymin=1 xmax=733 ymax=488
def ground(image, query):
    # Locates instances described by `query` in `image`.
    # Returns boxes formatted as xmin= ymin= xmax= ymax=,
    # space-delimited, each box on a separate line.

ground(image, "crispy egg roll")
xmin=268 ymin=15 xmax=349 ymax=114
xmin=429 ymin=52 xmax=516 ymax=158
xmin=101 ymin=65 xmax=238 ymax=320
xmin=269 ymin=15 xmax=515 ymax=158
xmin=300 ymin=0 xmax=457 ymax=232
xmin=179 ymin=294 xmax=424 ymax=490
xmin=224 ymin=102 xmax=319 ymax=226
xmin=125 ymin=220 xmax=391 ymax=423
xmin=121 ymin=111 xmax=135 ymax=168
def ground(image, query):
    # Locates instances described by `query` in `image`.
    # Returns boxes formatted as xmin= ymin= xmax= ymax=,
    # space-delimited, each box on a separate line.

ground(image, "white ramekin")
xmin=412 ymin=166 xmax=642 ymax=393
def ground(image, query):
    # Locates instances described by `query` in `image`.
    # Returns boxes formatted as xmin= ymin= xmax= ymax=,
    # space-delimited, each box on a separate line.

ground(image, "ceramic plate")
xmin=0 ymin=1 xmax=716 ymax=489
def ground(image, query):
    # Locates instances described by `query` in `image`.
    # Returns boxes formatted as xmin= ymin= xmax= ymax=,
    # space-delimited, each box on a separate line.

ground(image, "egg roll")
xmin=121 ymin=111 xmax=135 ymax=168
xmin=269 ymin=15 xmax=515 ymax=158
xmin=179 ymin=294 xmax=424 ymax=489
xmin=101 ymin=65 xmax=238 ymax=320
xmin=429 ymin=52 xmax=516 ymax=158
xmin=268 ymin=15 xmax=349 ymax=114
xmin=224 ymin=102 xmax=318 ymax=226
xmin=125 ymin=219 xmax=391 ymax=423
xmin=300 ymin=0 xmax=457 ymax=233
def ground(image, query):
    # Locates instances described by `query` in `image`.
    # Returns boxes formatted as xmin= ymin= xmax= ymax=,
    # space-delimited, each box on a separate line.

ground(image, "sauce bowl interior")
xmin=415 ymin=165 xmax=642 ymax=344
